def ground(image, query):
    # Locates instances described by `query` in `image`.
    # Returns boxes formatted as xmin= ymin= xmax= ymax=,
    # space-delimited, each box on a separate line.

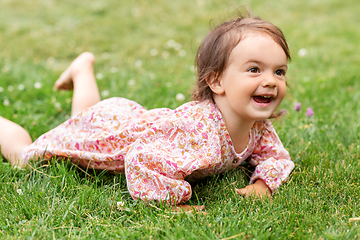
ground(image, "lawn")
xmin=1 ymin=0 xmax=360 ymax=239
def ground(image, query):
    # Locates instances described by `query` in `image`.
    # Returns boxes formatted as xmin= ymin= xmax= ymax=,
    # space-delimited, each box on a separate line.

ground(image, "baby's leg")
xmin=55 ymin=52 xmax=101 ymax=116
xmin=0 ymin=117 xmax=32 ymax=167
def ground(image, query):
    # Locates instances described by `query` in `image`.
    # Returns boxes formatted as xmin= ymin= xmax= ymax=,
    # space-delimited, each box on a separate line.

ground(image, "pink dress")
xmin=23 ymin=97 xmax=294 ymax=204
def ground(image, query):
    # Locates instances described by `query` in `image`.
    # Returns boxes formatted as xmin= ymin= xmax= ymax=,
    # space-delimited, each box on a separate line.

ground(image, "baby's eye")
xmin=248 ymin=67 xmax=260 ymax=73
xmin=275 ymin=69 xmax=285 ymax=76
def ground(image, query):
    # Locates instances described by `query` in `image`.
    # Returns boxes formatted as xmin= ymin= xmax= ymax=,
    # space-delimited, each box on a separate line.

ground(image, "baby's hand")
xmin=236 ymin=179 xmax=271 ymax=198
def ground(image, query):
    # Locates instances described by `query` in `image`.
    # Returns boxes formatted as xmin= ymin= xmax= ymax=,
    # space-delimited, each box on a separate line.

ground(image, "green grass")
xmin=1 ymin=0 xmax=360 ymax=239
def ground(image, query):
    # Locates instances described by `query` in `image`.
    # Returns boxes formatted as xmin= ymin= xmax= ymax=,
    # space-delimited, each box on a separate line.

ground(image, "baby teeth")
xmin=262 ymin=96 xmax=271 ymax=98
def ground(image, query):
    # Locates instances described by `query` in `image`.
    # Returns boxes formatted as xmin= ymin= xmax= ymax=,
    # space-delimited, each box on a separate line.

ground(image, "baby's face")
xmin=211 ymin=32 xmax=288 ymax=123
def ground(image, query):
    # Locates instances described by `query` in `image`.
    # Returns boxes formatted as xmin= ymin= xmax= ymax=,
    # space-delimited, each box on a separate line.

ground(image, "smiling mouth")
xmin=253 ymin=95 xmax=274 ymax=104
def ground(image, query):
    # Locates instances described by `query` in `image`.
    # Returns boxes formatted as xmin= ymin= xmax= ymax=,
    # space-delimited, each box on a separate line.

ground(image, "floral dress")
xmin=23 ymin=97 xmax=294 ymax=204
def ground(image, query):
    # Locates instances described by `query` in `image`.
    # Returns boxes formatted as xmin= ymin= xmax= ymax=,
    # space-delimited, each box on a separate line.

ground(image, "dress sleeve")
xmin=249 ymin=120 xmax=294 ymax=193
xmin=124 ymin=115 xmax=220 ymax=205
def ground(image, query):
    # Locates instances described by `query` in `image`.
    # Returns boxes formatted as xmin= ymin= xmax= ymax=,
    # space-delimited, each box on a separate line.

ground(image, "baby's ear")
xmin=207 ymin=72 xmax=224 ymax=95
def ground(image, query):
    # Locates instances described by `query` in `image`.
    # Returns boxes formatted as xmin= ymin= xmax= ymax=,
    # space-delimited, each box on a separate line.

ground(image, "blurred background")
xmin=2 ymin=1 xmax=360 ymax=238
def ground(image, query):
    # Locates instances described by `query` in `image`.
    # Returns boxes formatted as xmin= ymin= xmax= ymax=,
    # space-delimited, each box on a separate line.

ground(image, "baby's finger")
xmin=235 ymin=188 xmax=247 ymax=196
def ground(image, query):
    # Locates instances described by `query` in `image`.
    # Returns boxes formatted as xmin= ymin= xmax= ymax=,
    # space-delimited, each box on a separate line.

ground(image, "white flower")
xmin=132 ymin=8 xmax=140 ymax=17
xmin=135 ymin=60 xmax=142 ymax=67
xmin=166 ymin=39 xmax=176 ymax=48
xmin=101 ymin=90 xmax=110 ymax=97
xmin=150 ymin=48 xmax=158 ymax=56
xmin=162 ymin=51 xmax=170 ymax=59
xmin=128 ymin=79 xmax=136 ymax=86
xmin=18 ymin=84 xmax=25 ymax=91
xmin=47 ymin=57 xmax=55 ymax=65
xmin=34 ymin=82 xmax=42 ymax=89
xmin=3 ymin=99 xmax=10 ymax=106
xmin=8 ymin=85 xmax=14 ymax=91
xmin=176 ymin=93 xmax=185 ymax=102
xmin=178 ymin=49 xmax=186 ymax=57
xmin=117 ymin=201 xmax=125 ymax=210
xmin=117 ymin=201 xmax=125 ymax=208
xmin=298 ymin=48 xmax=308 ymax=57
xmin=96 ymin=73 xmax=104 ymax=80
xmin=149 ymin=73 xmax=156 ymax=80
xmin=54 ymin=102 xmax=61 ymax=109
xmin=17 ymin=189 xmax=23 ymax=195
xmin=110 ymin=67 xmax=118 ymax=73
xmin=2 ymin=65 xmax=11 ymax=73
xmin=0 ymin=87 xmax=3 ymax=92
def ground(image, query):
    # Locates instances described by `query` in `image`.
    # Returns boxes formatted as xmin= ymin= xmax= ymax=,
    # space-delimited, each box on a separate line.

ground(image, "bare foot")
xmin=54 ymin=52 xmax=95 ymax=90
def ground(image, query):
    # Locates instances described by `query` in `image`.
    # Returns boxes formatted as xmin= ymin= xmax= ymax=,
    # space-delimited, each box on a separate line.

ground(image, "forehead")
xmin=228 ymin=32 xmax=287 ymax=64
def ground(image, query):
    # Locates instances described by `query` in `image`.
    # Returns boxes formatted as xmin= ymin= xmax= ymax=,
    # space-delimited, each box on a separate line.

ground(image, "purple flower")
xmin=294 ymin=102 xmax=301 ymax=111
xmin=306 ymin=107 xmax=314 ymax=117
xmin=280 ymin=109 xmax=286 ymax=115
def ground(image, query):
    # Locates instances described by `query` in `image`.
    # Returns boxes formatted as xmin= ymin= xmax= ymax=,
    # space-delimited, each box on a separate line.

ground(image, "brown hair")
xmin=191 ymin=11 xmax=291 ymax=102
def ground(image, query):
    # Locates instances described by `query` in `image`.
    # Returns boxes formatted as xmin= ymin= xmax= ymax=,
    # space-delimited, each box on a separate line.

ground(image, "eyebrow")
xmin=244 ymin=59 xmax=288 ymax=69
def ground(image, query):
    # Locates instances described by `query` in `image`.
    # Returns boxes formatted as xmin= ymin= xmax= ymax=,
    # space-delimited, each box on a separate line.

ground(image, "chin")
xmin=253 ymin=113 xmax=273 ymax=121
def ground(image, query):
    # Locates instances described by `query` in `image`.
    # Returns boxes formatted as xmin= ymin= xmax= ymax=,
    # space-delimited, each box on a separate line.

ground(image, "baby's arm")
xmin=237 ymin=120 xmax=294 ymax=197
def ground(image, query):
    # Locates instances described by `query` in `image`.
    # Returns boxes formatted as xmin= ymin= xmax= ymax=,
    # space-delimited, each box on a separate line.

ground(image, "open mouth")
xmin=252 ymin=95 xmax=274 ymax=104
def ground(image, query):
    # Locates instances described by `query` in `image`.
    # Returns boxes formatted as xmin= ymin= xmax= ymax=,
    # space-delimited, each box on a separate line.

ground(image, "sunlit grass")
xmin=1 ymin=0 xmax=360 ymax=239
